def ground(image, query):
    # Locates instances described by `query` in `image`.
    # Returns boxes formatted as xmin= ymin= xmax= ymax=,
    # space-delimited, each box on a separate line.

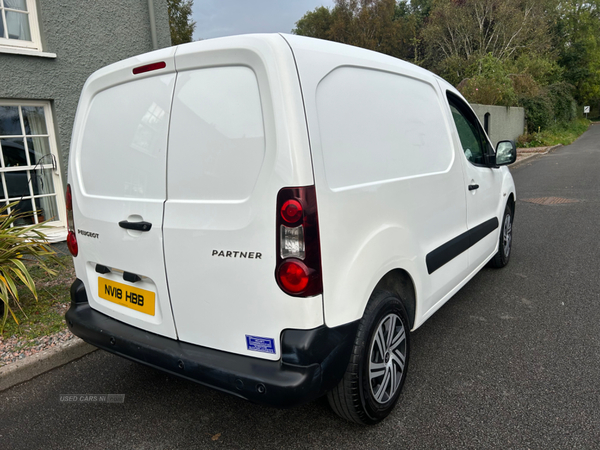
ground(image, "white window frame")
xmin=0 ymin=99 xmax=67 ymax=242
xmin=0 ymin=0 xmax=42 ymax=52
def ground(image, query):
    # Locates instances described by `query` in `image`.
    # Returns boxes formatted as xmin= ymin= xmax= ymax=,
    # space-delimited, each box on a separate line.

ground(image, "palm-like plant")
xmin=0 ymin=201 xmax=60 ymax=331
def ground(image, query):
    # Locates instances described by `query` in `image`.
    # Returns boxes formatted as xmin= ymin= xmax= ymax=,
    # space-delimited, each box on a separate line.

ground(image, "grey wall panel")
xmin=471 ymin=104 xmax=526 ymax=147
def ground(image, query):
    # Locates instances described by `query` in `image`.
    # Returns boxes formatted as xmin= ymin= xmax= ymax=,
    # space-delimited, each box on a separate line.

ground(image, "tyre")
xmin=489 ymin=203 xmax=513 ymax=268
xmin=327 ymin=289 xmax=410 ymax=425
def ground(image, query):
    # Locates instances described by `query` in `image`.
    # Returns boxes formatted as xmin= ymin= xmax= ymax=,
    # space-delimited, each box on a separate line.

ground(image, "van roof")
xmin=279 ymin=33 xmax=434 ymax=79
xmin=83 ymin=34 xmax=445 ymax=100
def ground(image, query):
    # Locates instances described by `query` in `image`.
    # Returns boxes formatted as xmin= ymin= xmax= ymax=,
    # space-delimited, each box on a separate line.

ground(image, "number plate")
xmin=98 ymin=277 xmax=155 ymax=316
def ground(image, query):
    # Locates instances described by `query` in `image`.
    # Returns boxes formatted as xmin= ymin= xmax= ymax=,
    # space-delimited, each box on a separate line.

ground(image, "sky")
xmin=191 ymin=0 xmax=335 ymax=41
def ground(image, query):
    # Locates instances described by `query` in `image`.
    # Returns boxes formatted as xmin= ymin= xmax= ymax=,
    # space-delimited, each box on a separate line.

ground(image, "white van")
xmin=66 ymin=34 xmax=517 ymax=425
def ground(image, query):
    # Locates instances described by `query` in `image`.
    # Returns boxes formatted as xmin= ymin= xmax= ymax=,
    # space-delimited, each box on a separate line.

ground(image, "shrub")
xmin=510 ymin=73 xmax=540 ymax=98
xmin=0 ymin=202 xmax=59 ymax=331
xmin=517 ymin=118 xmax=590 ymax=148
xmin=458 ymin=75 xmax=518 ymax=106
xmin=546 ymin=82 xmax=577 ymax=123
xmin=520 ymin=82 xmax=578 ymax=133
xmin=457 ymin=54 xmax=518 ymax=106
xmin=520 ymin=94 xmax=554 ymax=133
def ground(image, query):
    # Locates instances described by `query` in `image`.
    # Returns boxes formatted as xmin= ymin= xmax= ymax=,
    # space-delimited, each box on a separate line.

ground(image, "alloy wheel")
xmin=368 ymin=313 xmax=407 ymax=404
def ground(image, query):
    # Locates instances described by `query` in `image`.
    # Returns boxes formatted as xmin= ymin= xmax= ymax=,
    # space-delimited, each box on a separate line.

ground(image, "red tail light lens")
xmin=278 ymin=260 xmax=310 ymax=293
xmin=66 ymin=184 xmax=78 ymax=257
xmin=275 ymin=186 xmax=322 ymax=297
xmin=281 ymin=199 xmax=303 ymax=223
xmin=67 ymin=231 xmax=78 ymax=257
xmin=132 ymin=61 xmax=166 ymax=75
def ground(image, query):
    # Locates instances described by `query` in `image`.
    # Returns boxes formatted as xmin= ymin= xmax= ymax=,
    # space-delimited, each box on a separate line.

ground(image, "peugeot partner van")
xmin=66 ymin=34 xmax=517 ymax=425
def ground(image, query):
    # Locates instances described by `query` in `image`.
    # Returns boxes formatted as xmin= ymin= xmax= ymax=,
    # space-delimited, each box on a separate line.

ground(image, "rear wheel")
xmin=489 ymin=203 xmax=513 ymax=268
xmin=327 ymin=290 xmax=410 ymax=425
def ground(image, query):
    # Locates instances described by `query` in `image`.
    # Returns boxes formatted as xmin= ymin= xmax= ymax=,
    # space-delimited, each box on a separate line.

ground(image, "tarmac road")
xmin=2 ymin=125 xmax=600 ymax=449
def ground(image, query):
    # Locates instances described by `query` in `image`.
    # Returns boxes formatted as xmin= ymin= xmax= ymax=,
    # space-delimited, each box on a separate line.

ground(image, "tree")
xmin=457 ymin=54 xmax=518 ymax=105
xmin=293 ymin=6 xmax=334 ymax=39
xmin=167 ymin=0 xmax=196 ymax=45
xmin=423 ymin=0 xmax=552 ymax=82
xmin=410 ymin=0 xmax=435 ymax=17
xmin=293 ymin=0 xmax=417 ymax=61
xmin=554 ymin=0 xmax=600 ymax=105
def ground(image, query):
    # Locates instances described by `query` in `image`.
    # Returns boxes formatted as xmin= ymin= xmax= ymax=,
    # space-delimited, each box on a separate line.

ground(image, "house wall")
xmin=471 ymin=104 xmax=526 ymax=147
xmin=0 ymin=0 xmax=171 ymax=184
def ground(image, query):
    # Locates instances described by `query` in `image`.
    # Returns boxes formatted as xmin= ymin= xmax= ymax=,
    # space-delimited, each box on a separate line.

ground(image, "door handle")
xmin=119 ymin=220 xmax=152 ymax=232
xmin=468 ymin=184 xmax=480 ymax=191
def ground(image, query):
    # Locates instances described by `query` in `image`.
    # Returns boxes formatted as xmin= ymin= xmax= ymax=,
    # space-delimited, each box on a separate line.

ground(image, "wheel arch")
xmin=507 ymin=192 xmax=515 ymax=218
xmin=373 ymin=268 xmax=417 ymax=329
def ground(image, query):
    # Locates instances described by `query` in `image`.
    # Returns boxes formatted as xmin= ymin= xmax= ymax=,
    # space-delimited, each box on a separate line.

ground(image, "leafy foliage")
xmin=517 ymin=118 xmax=590 ymax=147
xmin=520 ymin=94 xmax=554 ymax=133
xmin=518 ymin=82 xmax=577 ymax=133
xmin=457 ymin=54 xmax=517 ymax=106
xmin=423 ymin=0 xmax=552 ymax=80
xmin=1 ymin=255 xmax=74 ymax=342
xmin=554 ymin=1 xmax=600 ymax=105
xmin=167 ymin=0 xmax=196 ymax=45
xmin=293 ymin=6 xmax=334 ymax=39
xmin=546 ymin=82 xmax=578 ymax=123
xmin=294 ymin=0 xmax=419 ymax=61
xmin=0 ymin=202 xmax=60 ymax=331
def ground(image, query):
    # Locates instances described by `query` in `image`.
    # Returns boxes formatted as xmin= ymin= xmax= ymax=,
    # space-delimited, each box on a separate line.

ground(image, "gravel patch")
xmin=0 ymin=329 xmax=77 ymax=368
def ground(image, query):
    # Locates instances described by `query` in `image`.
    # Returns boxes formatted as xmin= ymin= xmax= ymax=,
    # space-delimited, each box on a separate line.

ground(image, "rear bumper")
xmin=66 ymin=279 xmax=358 ymax=408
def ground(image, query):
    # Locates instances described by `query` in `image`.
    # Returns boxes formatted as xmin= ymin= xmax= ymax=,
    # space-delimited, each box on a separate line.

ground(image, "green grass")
xmin=1 ymin=254 xmax=74 ymax=346
xmin=517 ymin=118 xmax=591 ymax=148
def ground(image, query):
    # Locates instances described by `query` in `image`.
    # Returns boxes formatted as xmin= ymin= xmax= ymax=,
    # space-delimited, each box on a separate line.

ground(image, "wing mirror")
xmin=495 ymin=140 xmax=517 ymax=166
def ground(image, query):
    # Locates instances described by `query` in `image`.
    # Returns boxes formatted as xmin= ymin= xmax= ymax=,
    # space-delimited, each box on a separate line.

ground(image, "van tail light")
xmin=276 ymin=186 xmax=322 ymax=297
xmin=66 ymin=184 xmax=78 ymax=257
xmin=132 ymin=61 xmax=166 ymax=75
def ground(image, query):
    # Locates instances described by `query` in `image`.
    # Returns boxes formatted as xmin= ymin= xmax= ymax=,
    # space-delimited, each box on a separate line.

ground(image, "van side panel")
xmin=283 ymin=35 xmax=470 ymax=329
xmin=317 ymin=67 xmax=453 ymax=190
xmin=162 ymin=35 xmax=323 ymax=359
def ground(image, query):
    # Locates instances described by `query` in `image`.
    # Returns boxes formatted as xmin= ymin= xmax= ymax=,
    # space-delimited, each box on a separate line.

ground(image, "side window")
xmin=0 ymin=0 xmax=42 ymax=52
xmin=448 ymin=96 xmax=486 ymax=165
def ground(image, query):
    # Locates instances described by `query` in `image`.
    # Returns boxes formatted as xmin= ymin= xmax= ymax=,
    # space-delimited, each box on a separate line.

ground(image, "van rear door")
xmin=162 ymin=38 xmax=323 ymax=359
xmin=70 ymin=49 xmax=178 ymax=339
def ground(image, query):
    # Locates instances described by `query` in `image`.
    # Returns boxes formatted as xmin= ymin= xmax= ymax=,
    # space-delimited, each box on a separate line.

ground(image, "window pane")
xmin=36 ymin=195 xmax=58 ymax=222
xmin=31 ymin=168 xmax=54 ymax=195
xmin=13 ymin=198 xmax=35 ymax=226
xmin=27 ymin=137 xmax=51 ymax=165
xmin=5 ymin=0 xmax=28 ymax=11
xmin=6 ymin=170 xmax=29 ymax=198
xmin=0 ymin=106 xmax=22 ymax=135
xmin=1 ymin=138 xmax=27 ymax=167
xmin=0 ymin=14 xmax=5 ymax=39
xmin=0 ymin=174 xmax=5 ymax=200
xmin=450 ymin=105 xmax=484 ymax=165
xmin=22 ymin=106 xmax=47 ymax=135
xmin=6 ymin=11 xmax=31 ymax=41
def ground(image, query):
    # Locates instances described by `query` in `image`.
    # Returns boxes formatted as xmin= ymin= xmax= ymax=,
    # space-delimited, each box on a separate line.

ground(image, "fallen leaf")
xmin=211 ymin=433 xmax=221 ymax=441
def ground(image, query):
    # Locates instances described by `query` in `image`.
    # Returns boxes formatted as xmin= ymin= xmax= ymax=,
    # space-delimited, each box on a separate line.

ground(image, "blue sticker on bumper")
xmin=246 ymin=335 xmax=276 ymax=354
